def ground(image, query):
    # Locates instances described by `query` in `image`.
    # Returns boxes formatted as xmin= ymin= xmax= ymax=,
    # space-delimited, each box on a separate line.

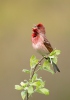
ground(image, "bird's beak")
xmin=32 ymin=24 xmax=37 ymax=29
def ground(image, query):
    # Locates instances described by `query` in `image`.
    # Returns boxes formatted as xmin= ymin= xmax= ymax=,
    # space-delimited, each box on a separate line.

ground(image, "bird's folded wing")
xmin=44 ymin=37 xmax=53 ymax=53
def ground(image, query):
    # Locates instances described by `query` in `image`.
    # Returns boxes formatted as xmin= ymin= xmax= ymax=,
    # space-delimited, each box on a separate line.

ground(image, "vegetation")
xmin=15 ymin=50 xmax=60 ymax=100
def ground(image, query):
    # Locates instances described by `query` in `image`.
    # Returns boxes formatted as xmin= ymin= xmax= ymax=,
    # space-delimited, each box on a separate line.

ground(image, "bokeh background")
xmin=0 ymin=0 xmax=70 ymax=100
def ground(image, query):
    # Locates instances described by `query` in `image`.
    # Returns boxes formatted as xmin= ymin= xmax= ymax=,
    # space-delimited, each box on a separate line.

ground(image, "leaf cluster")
xmin=15 ymin=50 xmax=60 ymax=100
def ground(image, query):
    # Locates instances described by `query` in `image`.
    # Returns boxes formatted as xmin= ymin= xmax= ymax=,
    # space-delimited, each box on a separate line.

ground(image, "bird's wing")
xmin=44 ymin=37 xmax=53 ymax=53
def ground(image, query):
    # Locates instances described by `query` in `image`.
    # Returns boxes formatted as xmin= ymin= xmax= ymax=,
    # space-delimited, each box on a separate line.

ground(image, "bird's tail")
xmin=52 ymin=61 xmax=60 ymax=73
xmin=45 ymin=57 xmax=60 ymax=73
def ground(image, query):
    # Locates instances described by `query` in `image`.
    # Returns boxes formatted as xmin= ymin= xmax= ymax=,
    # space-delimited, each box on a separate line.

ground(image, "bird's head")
xmin=32 ymin=23 xmax=45 ymax=38
xmin=36 ymin=23 xmax=45 ymax=34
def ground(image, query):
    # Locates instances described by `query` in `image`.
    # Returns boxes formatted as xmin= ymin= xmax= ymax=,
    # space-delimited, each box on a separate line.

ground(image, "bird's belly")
xmin=32 ymin=42 xmax=49 ymax=56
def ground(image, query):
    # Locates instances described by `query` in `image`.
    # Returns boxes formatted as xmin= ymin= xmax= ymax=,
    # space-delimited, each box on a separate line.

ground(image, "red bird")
xmin=31 ymin=23 xmax=60 ymax=72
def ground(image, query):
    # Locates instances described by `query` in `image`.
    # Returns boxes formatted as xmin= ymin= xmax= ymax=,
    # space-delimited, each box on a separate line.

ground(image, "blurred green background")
xmin=0 ymin=0 xmax=70 ymax=100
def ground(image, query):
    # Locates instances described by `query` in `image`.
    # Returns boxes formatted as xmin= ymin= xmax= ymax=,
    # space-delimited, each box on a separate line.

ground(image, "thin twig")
xmin=31 ymin=56 xmax=45 ymax=79
xmin=27 ymin=92 xmax=29 ymax=100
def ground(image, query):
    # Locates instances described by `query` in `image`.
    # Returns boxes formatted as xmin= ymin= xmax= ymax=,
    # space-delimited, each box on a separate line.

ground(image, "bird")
xmin=31 ymin=23 xmax=60 ymax=73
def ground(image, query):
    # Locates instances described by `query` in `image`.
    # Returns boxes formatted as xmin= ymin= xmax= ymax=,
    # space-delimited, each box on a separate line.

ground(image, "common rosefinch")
xmin=31 ymin=23 xmax=60 ymax=72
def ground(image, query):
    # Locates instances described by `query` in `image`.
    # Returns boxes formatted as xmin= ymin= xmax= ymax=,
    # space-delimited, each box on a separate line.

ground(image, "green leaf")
xmin=20 ymin=82 xmax=28 ymax=87
xmin=36 ymin=77 xmax=42 ymax=81
xmin=21 ymin=91 xmax=26 ymax=100
xmin=37 ymin=88 xmax=49 ymax=95
xmin=32 ymin=81 xmax=41 ymax=87
xmin=32 ymin=81 xmax=45 ymax=88
xmin=50 ymin=50 xmax=61 ymax=56
xmin=49 ymin=50 xmax=60 ymax=64
xmin=32 ymin=73 xmax=37 ymax=82
xmin=28 ymin=86 xmax=34 ymax=94
xmin=39 ymin=66 xmax=44 ymax=70
xmin=54 ymin=50 xmax=61 ymax=55
xmin=30 ymin=77 xmax=45 ymax=88
xmin=22 ymin=69 xmax=30 ymax=73
xmin=15 ymin=85 xmax=23 ymax=90
xmin=42 ymin=60 xmax=54 ymax=74
xmin=20 ymin=82 xmax=26 ymax=86
xmin=52 ymin=56 xmax=57 ymax=64
xmin=30 ymin=55 xmax=38 ymax=68
xmin=24 ymin=87 xmax=28 ymax=91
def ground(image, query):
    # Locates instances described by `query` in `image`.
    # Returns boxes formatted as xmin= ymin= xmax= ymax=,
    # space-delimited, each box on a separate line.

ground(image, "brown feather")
xmin=44 ymin=37 xmax=53 ymax=53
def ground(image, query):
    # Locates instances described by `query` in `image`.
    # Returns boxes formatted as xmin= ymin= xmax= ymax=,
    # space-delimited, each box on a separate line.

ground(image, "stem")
xmin=30 ymin=56 xmax=45 ymax=79
xmin=27 ymin=92 xmax=29 ymax=100
xmin=35 ymin=67 xmax=41 ymax=73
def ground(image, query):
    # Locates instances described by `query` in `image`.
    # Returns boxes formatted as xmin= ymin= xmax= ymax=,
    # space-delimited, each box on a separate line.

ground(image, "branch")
xmin=30 ymin=56 xmax=45 ymax=79
xmin=27 ymin=92 xmax=29 ymax=100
